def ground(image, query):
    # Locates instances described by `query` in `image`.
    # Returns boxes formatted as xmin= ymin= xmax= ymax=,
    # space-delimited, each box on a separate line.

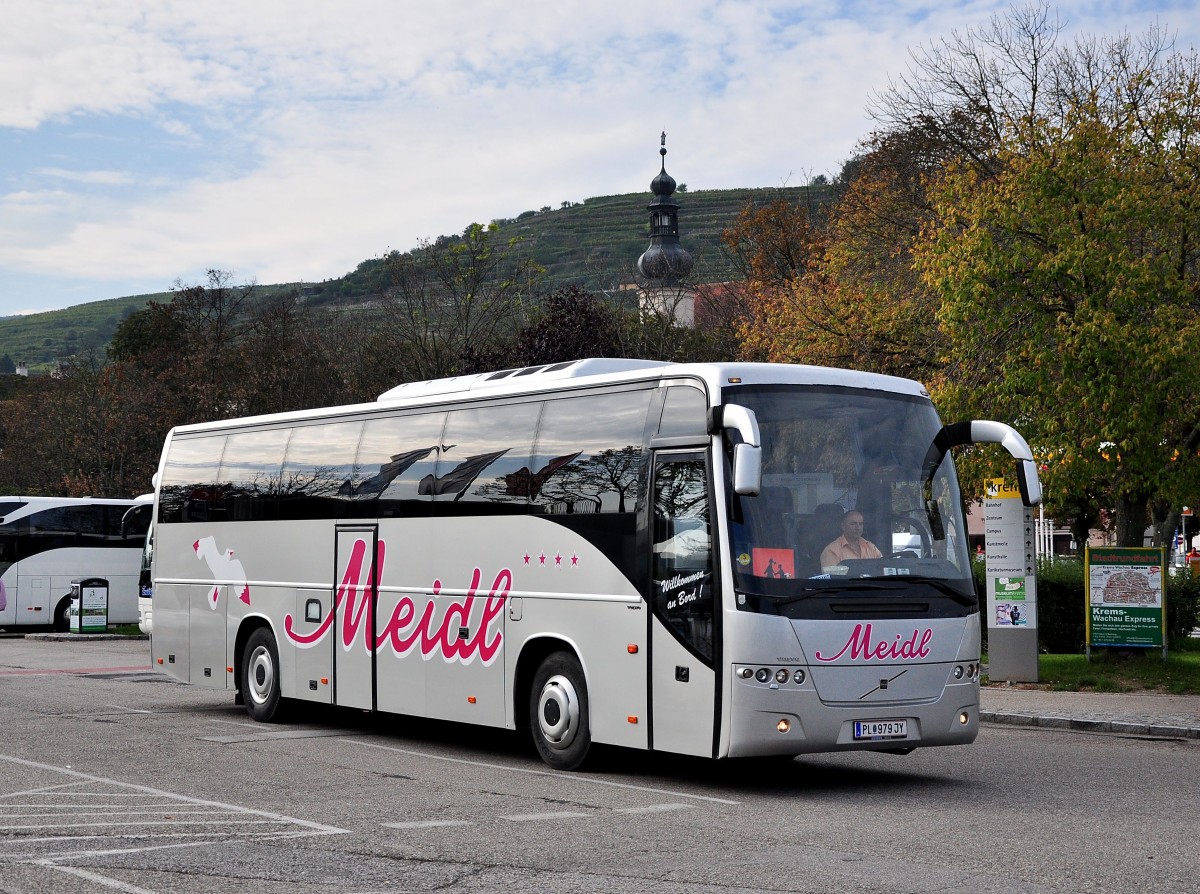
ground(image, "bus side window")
xmin=219 ymin=429 xmax=292 ymax=522
xmin=158 ymin=436 xmax=227 ymax=524
xmin=431 ymin=402 xmax=542 ymax=515
xmin=279 ymin=421 xmax=363 ymax=520
xmin=657 ymin=386 xmax=707 ymax=438
xmin=354 ymin=412 xmax=446 ymax=518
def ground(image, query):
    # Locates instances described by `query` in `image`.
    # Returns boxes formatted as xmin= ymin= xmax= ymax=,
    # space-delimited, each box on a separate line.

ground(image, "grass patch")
xmin=985 ymin=646 xmax=1200 ymax=695
xmin=108 ymin=624 xmax=145 ymax=637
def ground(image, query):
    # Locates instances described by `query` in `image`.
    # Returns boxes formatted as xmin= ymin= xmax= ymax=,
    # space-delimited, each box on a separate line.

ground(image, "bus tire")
xmin=54 ymin=597 xmax=71 ymax=633
xmin=529 ymin=651 xmax=592 ymax=771
xmin=241 ymin=627 xmax=283 ymax=722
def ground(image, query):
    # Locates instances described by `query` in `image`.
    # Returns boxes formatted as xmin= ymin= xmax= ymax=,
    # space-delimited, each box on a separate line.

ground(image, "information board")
xmin=1085 ymin=547 xmax=1166 ymax=656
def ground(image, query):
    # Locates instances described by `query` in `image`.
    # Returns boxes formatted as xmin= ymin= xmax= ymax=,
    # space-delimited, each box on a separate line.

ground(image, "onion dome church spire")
xmin=637 ymin=132 xmax=693 ymax=286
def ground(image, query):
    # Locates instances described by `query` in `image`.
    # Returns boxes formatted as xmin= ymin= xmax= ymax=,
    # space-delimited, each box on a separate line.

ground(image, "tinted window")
xmin=430 ymin=402 xmax=542 ymax=515
xmin=13 ymin=505 xmax=131 ymax=560
xmin=658 ymin=386 xmax=708 ymax=438
xmin=159 ymin=436 xmax=227 ymax=523
xmin=0 ymin=501 xmax=27 ymax=519
xmin=530 ymin=390 xmax=653 ymax=582
xmin=354 ymin=413 xmax=446 ymax=518
xmin=532 ymin=391 xmax=652 ymax=515
xmin=652 ymin=455 xmax=714 ymax=663
xmin=218 ymin=429 xmax=292 ymax=521
xmin=279 ymin=421 xmax=362 ymax=520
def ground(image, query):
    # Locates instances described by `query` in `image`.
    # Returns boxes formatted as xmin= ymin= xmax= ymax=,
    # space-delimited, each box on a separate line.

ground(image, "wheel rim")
xmin=246 ymin=644 xmax=275 ymax=707
xmin=536 ymin=673 xmax=580 ymax=751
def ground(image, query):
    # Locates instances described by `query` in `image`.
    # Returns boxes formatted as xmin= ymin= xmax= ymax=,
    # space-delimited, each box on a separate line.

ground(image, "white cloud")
xmin=1 ymin=0 xmax=1197 ymax=314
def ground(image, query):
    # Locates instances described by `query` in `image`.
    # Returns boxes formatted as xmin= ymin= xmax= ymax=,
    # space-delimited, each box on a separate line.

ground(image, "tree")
xmin=510 ymin=285 xmax=621 ymax=366
xmin=373 ymin=223 xmax=543 ymax=382
xmin=236 ymin=292 xmax=352 ymax=414
xmin=735 ymin=126 xmax=948 ymax=381
xmin=908 ymin=12 xmax=1200 ymax=545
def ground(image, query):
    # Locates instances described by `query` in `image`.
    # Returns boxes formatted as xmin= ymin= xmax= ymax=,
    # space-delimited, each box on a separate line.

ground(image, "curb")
xmin=981 ymin=710 xmax=1200 ymax=739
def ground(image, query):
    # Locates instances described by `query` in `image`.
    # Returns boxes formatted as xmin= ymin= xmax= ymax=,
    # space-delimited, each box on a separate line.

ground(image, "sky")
xmin=1 ymin=1 xmax=1197 ymax=317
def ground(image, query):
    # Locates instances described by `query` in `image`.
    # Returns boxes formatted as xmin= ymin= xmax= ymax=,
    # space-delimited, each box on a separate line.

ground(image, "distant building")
xmin=15 ymin=361 xmax=28 ymax=377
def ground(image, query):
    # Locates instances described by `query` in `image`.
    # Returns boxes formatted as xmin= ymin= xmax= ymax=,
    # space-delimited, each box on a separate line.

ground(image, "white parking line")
xmin=33 ymin=861 xmax=159 ymax=894
xmin=382 ymin=820 xmax=473 ymax=829
xmin=347 ymin=738 xmax=740 ymax=805
xmin=502 ymin=811 xmax=593 ymax=822
xmin=0 ymin=754 xmax=350 ymax=836
xmin=615 ymin=803 xmax=692 ymax=814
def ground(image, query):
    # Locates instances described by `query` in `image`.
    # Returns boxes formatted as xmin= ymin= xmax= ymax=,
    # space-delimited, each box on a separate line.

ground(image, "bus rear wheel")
xmin=529 ymin=651 xmax=592 ymax=771
xmin=241 ymin=628 xmax=283 ymax=722
xmin=54 ymin=597 xmax=71 ymax=633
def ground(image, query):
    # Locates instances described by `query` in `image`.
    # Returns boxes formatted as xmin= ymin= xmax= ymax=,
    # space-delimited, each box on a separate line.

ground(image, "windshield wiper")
xmin=770 ymin=581 xmax=903 ymax=606
xmin=772 ymin=578 xmax=976 ymax=607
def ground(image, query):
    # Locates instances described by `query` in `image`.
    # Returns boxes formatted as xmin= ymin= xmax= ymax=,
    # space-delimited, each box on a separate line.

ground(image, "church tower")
xmin=636 ymin=133 xmax=695 ymax=325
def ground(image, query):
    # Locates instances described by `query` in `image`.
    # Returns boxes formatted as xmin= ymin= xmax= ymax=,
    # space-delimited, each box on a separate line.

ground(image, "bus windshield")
xmin=726 ymin=385 xmax=974 ymax=611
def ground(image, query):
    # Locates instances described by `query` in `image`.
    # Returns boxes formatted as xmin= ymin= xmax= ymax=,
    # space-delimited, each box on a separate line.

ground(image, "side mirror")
xmin=927 ymin=420 xmax=1042 ymax=507
xmin=732 ymin=443 xmax=762 ymax=496
xmin=1016 ymin=458 xmax=1042 ymax=507
xmin=718 ymin=403 xmax=762 ymax=496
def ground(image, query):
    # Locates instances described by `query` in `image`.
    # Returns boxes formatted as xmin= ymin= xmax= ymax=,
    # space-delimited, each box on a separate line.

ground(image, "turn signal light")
xmin=467 ymin=696 xmax=477 ymax=704
xmin=627 ymin=644 xmax=639 ymax=654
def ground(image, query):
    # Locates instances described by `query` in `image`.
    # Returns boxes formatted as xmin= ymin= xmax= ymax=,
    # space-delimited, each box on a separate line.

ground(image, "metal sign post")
xmin=984 ymin=478 xmax=1039 ymax=682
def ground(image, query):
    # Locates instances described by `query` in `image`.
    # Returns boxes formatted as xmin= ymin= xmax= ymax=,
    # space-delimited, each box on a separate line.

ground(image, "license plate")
xmin=853 ymin=719 xmax=908 ymax=740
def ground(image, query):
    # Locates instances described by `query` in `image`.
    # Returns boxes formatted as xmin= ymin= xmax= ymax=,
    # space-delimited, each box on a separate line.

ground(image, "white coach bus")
xmin=0 ymin=496 xmax=152 ymax=630
xmin=147 ymin=359 xmax=1040 ymax=769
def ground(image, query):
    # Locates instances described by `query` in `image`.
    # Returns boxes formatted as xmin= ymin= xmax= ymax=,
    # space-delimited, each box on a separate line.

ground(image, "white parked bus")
xmin=148 ymin=359 xmax=1040 ymax=769
xmin=0 ymin=496 xmax=152 ymax=630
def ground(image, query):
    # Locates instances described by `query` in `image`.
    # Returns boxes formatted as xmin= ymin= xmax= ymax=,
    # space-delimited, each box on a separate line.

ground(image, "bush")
xmin=973 ymin=556 xmax=1200 ymax=654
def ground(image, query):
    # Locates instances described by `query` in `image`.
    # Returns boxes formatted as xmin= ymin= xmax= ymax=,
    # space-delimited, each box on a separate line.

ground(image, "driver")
xmin=820 ymin=510 xmax=882 ymax=567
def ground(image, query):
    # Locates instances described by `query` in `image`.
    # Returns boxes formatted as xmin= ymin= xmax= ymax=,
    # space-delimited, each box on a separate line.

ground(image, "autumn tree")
xmin=906 ymin=10 xmax=1200 ymax=545
xmin=738 ymin=128 xmax=949 ymax=380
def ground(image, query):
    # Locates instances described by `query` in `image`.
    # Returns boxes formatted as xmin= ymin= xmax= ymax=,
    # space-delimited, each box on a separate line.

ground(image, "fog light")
xmin=776 ymin=718 xmax=791 ymax=733
xmin=967 ymin=663 xmax=977 ymax=678
xmin=775 ymin=668 xmax=790 ymax=684
xmin=953 ymin=665 xmax=964 ymax=679
xmin=792 ymin=669 xmax=805 ymax=684
xmin=755 ymin=668 xmax=770 ymax=683
xmin=739 ymin=667 xmax=754 ymax=679
xmin=959 ymin=711 xmax=970 ymax=725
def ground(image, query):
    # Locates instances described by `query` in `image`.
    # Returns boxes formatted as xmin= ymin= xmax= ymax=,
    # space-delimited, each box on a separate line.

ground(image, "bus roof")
xmin=167 ymin=359 xmax=930 ymax=437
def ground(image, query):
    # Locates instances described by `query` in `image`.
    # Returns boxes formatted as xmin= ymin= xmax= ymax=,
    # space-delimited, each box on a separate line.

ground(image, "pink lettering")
xmin=814 ymin=623 xmax=934 ymax=663
xmin=284 ymin=537 xmax=509 ymax=667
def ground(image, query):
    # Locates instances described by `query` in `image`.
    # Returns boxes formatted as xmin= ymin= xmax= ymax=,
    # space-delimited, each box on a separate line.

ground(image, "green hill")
xmin=0 ymin=184 xmax=823 ymax=373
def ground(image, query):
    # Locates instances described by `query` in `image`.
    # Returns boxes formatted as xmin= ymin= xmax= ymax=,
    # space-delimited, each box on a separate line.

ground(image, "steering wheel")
xmin=889 ymin=512 xmax=934 ymax=558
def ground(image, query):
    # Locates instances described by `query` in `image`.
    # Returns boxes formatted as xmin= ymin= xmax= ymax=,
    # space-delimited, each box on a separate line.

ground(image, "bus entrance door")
xmin=333 ymin=526 xmax=378 ymax=711
xmin=648 ymin=452 xmax=718 ymax=758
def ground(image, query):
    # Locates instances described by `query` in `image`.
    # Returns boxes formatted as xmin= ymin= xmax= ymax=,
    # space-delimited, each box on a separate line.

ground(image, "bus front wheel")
xmin=529 ymin=651 xmax=592 ymax=771
xmin=241 ymin=628 xmax=283 ymax=722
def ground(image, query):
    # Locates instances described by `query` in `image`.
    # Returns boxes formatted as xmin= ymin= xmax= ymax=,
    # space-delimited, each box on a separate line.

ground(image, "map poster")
xmin=1084 ymin=547 xmax=1166 ymax=653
